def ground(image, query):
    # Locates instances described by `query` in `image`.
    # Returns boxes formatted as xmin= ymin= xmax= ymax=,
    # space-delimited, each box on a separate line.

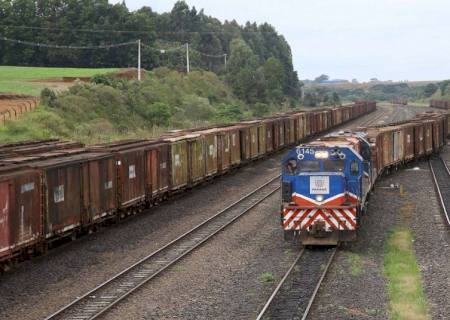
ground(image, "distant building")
xmin=322 ymin=79 xmax=349 ymax=84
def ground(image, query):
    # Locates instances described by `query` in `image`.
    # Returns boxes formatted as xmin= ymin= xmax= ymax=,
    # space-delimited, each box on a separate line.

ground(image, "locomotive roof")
xmin=297 ymin=131 xmax=367 ymax=148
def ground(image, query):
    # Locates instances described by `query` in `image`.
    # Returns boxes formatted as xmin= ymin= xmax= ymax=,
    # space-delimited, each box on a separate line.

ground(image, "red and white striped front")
xmin=282 ymin=192 xmax=358 ymax=232
xmin=282 ymin=207 xmax=357 ymax=231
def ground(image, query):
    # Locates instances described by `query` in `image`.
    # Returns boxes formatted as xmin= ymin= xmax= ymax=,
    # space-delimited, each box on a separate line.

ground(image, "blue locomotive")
xmin=280 ymin=132 xmax=373 ymax=245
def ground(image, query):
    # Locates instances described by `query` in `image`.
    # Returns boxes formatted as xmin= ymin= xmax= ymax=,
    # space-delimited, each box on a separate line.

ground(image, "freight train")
xmin=281 ymin=110 xmax=448 ymax=245
xmin=430 ymin=99 xmax=450 ymax=110
xmin=0 ymin=101 xmax=376 ymax=270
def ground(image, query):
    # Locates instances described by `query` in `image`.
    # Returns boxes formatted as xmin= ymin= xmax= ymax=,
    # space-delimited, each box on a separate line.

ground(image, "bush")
xmin=146 ymin=102 xmax=172 ymax=126
xmin=40 ymin=88 xmax=57 ymax=107
xmin=251 ymin=102 xmax=271 ymax=117
xmin=182 ymin=95 xmax=216 ymax=121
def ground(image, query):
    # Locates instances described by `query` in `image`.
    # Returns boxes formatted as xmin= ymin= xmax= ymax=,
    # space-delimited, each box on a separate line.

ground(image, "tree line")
xmin=0 ymin=0 xmax=302 ymax=104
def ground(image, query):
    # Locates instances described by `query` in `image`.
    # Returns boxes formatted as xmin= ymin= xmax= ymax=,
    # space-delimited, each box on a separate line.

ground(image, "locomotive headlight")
xmin=315 ymin=195 xmax=324 ymax=202
xmin=315 ymin=150 xmax=329 ymax=159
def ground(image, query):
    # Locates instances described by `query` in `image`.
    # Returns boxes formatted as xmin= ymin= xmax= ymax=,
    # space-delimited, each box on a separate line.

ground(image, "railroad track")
xmin=358 ymin=108 xmax=390 ymax=127
xmin=429 ymin=156 xmax=450 ymax=226
xmin=256 ymin=247 xmax=337 ymax=320
xmin=45 ymin=175 xmax=281 ymax=320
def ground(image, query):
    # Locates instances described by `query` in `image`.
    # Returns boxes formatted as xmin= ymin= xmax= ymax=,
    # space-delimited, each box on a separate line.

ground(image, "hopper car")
xmin=0 ymin=101 xmax=376 ymax=270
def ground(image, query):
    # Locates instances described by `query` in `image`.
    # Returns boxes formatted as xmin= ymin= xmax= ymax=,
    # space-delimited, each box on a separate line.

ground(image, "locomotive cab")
xmin=281 ymin=132 xmax=372 ymax=245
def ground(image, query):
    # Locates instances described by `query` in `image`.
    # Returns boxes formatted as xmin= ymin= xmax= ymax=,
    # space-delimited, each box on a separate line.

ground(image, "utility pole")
xmin=137 ymin=39 xmax=141 ymax=81
xmin=224 ymin=54 xmax=227 ymax=71
xmin=186 ymin=43 xmax=190 ymax=73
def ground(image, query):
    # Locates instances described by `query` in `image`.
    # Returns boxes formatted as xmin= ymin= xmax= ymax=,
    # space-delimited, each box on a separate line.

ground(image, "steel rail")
xmin=255 ymin=249 xmax=306 ymax=320
xmin=358 ymin=108 xmax=388 ymax=127
xmin=429 ymin=157 xmax=450 ymax=227
xmin=256 ymin=247 xmax=337 ymax=320
xmin=45 ymin=175 xmax=281 ymax=320
xmin=301 ymin=247 xmax=337 ymax=320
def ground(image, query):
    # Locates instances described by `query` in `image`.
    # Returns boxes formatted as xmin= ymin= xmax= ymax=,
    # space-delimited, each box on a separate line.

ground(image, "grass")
xmin=0 ymin=66 xmax=118 ymax=95
xmin=259 ymin=272 xmax=275 ymax=283
xmin=384 ymin=227 xmax=429 ymax=320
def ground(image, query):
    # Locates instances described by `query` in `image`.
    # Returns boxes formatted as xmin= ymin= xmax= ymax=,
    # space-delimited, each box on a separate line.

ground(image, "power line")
xmin=0 ymin=35 xmax=137 ymax=49
xmin=0 ymin=36 xmax=229 ymax=74
xmin=192 ymin=49 xmax=227 ymax=58
xmin=0 ymin=24 xmax=153 ymax=34
xmin=0 ymin=24 xmax=275 ymax=34
xmin=140 ymin=42 xmax=185 ymax=53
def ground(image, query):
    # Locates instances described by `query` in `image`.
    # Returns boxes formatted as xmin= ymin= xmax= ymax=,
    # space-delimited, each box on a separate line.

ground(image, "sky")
xmin=110 ymin=0 xmax=450 ymax=82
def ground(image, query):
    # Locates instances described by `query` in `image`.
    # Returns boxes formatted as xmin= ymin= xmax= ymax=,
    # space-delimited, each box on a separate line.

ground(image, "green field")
xmin=0 ymin=66 xmax=118 ymax=95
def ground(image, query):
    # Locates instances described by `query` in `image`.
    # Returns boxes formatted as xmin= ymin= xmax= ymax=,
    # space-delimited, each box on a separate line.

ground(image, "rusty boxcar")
xmin=0 ymin=167 xmax=42 ymax=261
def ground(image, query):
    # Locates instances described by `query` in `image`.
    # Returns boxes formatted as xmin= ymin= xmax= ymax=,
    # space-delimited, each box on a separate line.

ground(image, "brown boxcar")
xmin=278 ymin=118 xmax=285 ymax=147
xmin=81 ymin=153 xmax=117 ymax=223
xmin=216 ymin=130 xmax=230 ymax=171
xmin=379 ymin=128 xmax=394 ymax=167
xmin=200 ymin=129 xmax=219 ymax=176
xmin=190 ymin=134 xmax=206 ymax=182
xmin=400 ymin=123 xmax=414 ymax=161
xmin=145 ymin=141 xmax=170 ymax=199
xmin=411 ymin=122 xmax=425 ymax=157
xmin=114 ymin=147 xmax=146 ymax=207
xmin=263 ymin=119 xmax=274 ymax=153
xmin=272 ymin=119 xmax=282 ymax=150
xmin=284 ymin=117 xmax=296 ymax=145
xmin=423 ymin=120 xmax=434 ymax=154
xmin=297 ymin=113 xmax=306 ymax=141
xmin=0 ymin=168 xmax=42 ymax=260
xmin=227 ymin=127 xmax=241 ymax=167
xmin=29 ymin=156 xmax=84 ymax=238
xmin=365 ymin=128 xmax=384 ymax=175
xmin=258 ymin=122 xmax=267 ymax=156
xmin=164 ymin=135 xmax=189 ymax=190
xmin=248 ymin=123 xmax=259 ymax=159
xmin=238 ymin=125 xmax=251 ymax=161
xmin=392 ymin=126 xmax=405 ymax=163
xmin=304 ymin=112 xmax=312 ymax=137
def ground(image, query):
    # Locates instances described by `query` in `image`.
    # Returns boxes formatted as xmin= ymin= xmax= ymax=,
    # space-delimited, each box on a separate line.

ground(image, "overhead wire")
xmin=0 ymin=24 xmax=272 ymax=34
xmin=0 ymin=35 xmax=138 ymax=49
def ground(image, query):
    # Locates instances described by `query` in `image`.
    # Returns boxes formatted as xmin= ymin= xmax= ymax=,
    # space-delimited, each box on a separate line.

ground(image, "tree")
xmin=147 ymin=102 xmax=172 ymax=126
xmin=439 ymin=80 xmax=450 ymax=96
xmin=0 ymin=0 xmax=302 ymax=103
xmin=423 ymin=83 xmax=438 ymax=98
xmin=263 ymin=57 xmax=285 ymax=103
xmin=226 ymin=38 xmax=263 ymax=103
xmin=314 ymin=74 xmax=329 ymax=83
xmin=332 ymin=92 xmax=341 ymax=106
xmin=303 ymin=92 xmax=317 ymax=107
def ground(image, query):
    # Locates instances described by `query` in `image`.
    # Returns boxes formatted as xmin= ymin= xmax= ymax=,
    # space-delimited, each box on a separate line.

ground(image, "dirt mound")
xmin=115 ymin=68 xmax=147 ymax=80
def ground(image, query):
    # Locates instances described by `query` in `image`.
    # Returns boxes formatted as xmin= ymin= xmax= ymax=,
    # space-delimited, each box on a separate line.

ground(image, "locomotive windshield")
xmin=298 ymin=160 xmax=320 ymax=172
xmin=285 ymin=159 xmax=297 ymax=174
xmin=324 ymin=160 xmax=345 ymax=172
